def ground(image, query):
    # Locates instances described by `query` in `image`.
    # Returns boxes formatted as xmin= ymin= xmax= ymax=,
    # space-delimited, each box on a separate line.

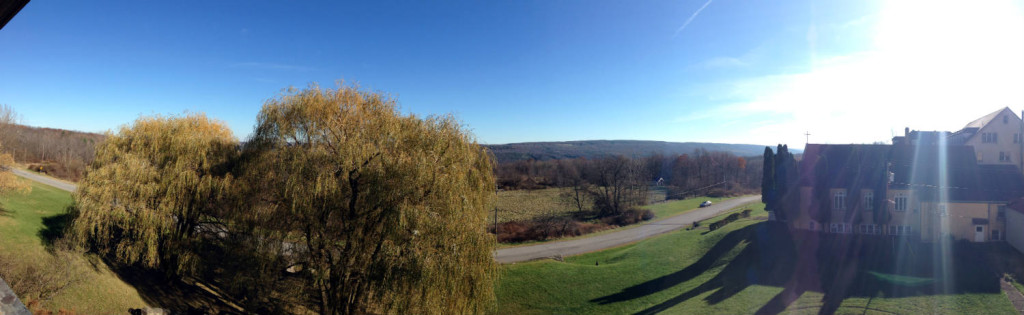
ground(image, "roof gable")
xmin=964 ymin=107 xmax=1017 ymax=129
xmin=959 ymin=107 xmax=1018 ymax=143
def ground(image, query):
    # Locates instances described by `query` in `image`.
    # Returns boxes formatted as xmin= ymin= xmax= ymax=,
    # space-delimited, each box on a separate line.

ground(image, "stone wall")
xmin=0 ymin=276 xmax=29 ymax=315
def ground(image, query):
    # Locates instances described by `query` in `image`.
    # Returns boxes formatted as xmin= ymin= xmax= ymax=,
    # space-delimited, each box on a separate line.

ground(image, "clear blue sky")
xmin=2 ymin=0 xmax=1022 ymax=148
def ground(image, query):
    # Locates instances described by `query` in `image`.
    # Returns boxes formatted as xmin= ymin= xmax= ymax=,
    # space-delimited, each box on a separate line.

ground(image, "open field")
xmin=0 ymin=179 xmax=148 ymax=314
xmin=493 ymin=187 xmax=731 ymax=224
xmin=494 ymin=203 xmax=1019 ymax=314
xmin=494 ymin=188 xmax=583 ymax=223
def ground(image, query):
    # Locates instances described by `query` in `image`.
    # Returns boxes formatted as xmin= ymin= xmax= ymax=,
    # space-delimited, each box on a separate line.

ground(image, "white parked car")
xmin=700 ymin=200 xmax=712 ymax=207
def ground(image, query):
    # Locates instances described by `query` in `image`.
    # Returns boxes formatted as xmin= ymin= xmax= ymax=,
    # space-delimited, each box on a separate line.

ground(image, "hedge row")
xmin=708 ymin=209 xmax=752 ymax=231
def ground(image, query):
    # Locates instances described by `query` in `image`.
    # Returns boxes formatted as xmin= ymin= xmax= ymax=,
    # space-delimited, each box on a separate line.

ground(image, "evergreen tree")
xmin=762 ymin=146 xmax=776 ymax=211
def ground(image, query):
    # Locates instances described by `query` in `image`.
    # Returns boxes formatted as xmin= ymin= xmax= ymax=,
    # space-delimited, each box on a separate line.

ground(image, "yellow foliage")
xmin=244 ymin=83 xmax=497 ymax=314
xmin=70 ymin=114 xmax=237 ymax=274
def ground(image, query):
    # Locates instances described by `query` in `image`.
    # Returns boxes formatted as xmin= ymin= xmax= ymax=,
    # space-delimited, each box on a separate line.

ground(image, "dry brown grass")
xmin=493 ymin=188 xmax=590 ymax=223
xmin=0 ymin=249 xmax=82 ymax=303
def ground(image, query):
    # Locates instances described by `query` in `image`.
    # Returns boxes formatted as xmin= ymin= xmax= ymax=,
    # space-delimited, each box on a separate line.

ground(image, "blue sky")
xmin=1 ymin=0 xmax=1022 ymax=148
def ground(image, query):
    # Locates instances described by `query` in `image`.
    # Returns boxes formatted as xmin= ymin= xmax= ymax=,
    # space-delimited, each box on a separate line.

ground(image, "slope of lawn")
xmin=0 ymin=179 xmax=149 ymax=314
xmin=494 ymin=203 xmax=1018 ymax=314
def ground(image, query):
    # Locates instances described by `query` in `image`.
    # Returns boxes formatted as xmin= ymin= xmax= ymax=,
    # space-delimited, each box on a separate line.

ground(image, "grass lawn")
xmin=495 ymin=186 xmax=739 ymax=224
xmin=0 ymin=179 xmax=149 ymax=314
xmin=494 ymin=203 xmax=1018 ymax=314
xmin=494 ymin=187 xmax=718 ymax=224
xmin=644 ymin=196 xmax=737 ymax=220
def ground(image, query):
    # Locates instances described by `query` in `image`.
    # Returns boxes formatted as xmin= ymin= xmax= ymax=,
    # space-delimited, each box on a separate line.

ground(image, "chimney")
xmin=905 ymin=127 xmax=910 ymax=136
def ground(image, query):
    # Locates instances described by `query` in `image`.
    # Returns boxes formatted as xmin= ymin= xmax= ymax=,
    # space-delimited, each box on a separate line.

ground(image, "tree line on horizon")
xmin=496 ymin=149 xmax=763 ymax=198
xmin=0 ymin=105 xmax=102 ymax=181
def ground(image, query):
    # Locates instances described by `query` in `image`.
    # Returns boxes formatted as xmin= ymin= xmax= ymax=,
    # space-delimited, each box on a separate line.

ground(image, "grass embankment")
xmin=495 ymin=203 xmax=1017 ymax=314
xmin=0 ymin=179 xmax=148 ymax=314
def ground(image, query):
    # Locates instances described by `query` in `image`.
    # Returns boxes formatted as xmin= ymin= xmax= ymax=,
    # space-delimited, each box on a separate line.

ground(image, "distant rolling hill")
xmin=484 ymin=140 xmax=798 ymax=163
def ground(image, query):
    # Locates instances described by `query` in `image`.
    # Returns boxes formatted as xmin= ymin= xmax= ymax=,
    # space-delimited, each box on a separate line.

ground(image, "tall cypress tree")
xmin=762 ymin=146 xmax=776 ymax=211
xmin=774 ymin=144 xmax=788 ymax=220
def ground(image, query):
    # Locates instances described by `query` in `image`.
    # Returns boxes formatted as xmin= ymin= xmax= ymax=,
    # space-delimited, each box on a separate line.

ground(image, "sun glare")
xmin=733 ymin=0 xmax=1024 ymax=147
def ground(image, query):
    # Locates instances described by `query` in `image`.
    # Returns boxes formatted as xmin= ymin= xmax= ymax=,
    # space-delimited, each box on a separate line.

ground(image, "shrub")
xmin=0 ymin=251 xmax=81 ymax=301
xmin=492 ymin=219 xmax=614 ymax=243
xmin=741 ymin=209 xmax=752 ymax=218
xmin=707 ymin=212 xmax=743 ymax=232
xmin=601 ymin=208 xmax=655 ymax=227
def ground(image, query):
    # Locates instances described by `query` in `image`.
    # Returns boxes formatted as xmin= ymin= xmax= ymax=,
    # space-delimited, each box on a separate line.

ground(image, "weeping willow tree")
xmin=70 ymin=114 xmax=237 ymax=275
xmin=242 ymin=83 xmax=497 ymax=314
xmin=0 ymin=105 xmax=29 ymax=197
xmin=0 ymin=144 xmax=28 ymax=198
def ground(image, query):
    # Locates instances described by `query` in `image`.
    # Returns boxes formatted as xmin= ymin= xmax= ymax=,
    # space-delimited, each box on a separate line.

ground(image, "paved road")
xmin=494 ymin=195 xmax=762 ymax=264
xmin=12 ymin=168 xmax=76 ymax=192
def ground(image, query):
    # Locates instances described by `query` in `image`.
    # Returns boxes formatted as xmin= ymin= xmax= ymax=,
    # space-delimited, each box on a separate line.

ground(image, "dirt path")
xmin=494 ymin=195 xmax=762 ymax=264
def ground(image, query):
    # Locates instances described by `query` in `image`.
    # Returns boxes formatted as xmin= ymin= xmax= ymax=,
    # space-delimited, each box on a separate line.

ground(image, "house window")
xmin=894 ymin=193 xmax=908 ymax=212
xmin=833 ymin=190 xmax=846 ymax=211
xmin=1001 ymin=152 xmax=1012 ymax=162
xmin=937 ymin=204 xmax=948 ymax=217
xmin=863 ymin=192 xmax=873 ymax=211
xmin=831 ymin=223 xmax=851 ymax=234
xmin=983 ymin=133 xmax=998 ymax=143
xmin=1005 ymin=115 xmax=1009 ymax=124
xmin=994 ymin=230 xmax=1001 ymax=241
xmin=860 ymin=224 xmax=877 ymax=235
xmin=888 ymin=225 xmax=912 ymax=235
xmin=999 ymin=205 xmax=1007 ymax=219
xmin=1015 ymin=133 xmax=1021 ymax=144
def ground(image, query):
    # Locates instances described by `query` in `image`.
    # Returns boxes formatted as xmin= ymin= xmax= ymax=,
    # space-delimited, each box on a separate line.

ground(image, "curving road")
xmin=12 ymin=168 xmax=76 ymax=192
xmin=495 ymin=195 xmax=761 ymax=264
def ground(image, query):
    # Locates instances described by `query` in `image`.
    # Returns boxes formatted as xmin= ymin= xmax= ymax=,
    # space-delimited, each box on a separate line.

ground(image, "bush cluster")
xmin=600 ymin=208 xmax=655 ymax=226
xmin=708 ymin=212 xmax=742 ymax=231
xmin=492 ymin=219 xmax=612 ymax=243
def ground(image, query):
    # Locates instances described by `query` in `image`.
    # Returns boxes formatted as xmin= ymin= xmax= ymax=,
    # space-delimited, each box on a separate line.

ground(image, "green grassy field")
xmin=494 ymin=187 xmax=735 ymax=224
xmin=494 ymin=203 xmax=1018 ymax=314
xmin=0 ymin=179 xmax=148 ymax=314
xmin=644 ymin=196 xmax=736 ymax=220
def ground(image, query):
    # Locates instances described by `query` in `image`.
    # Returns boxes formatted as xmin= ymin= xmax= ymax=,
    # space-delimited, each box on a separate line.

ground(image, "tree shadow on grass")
xmin=37 ymin=212 xmax=72 ymax=249
xmin=590 ymin=224 xmax=771 ymax=305
xmin=104 ymin=259 xmax=245 ymax=315
xmin=591 ymin=222 xmax=1008 ymax=315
